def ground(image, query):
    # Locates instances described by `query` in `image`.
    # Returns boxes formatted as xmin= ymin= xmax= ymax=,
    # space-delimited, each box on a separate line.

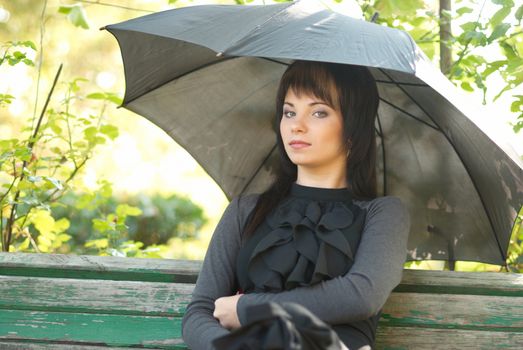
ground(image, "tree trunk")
xmin=439 ymin=0 xmax=452 ymax=75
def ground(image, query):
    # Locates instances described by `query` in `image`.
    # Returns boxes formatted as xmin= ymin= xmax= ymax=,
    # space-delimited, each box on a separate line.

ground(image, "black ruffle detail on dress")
xmin=245 ymin=183 xmax=366 ymax=293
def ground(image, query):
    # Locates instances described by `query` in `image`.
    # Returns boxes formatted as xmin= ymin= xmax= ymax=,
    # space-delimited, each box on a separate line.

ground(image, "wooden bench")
xmin=0 ymin=252 xmax=522 ymax=349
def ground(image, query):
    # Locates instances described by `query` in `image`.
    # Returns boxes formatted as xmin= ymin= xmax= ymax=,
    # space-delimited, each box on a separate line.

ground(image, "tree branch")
xmin=3 ymin=64 xmax=62 ymax=252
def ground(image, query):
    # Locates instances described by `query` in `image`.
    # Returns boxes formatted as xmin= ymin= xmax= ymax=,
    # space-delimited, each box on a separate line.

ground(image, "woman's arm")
xmin=236 ymin=196 xmax=410 ymax=325
xmin=181 ymin=195 xmax=257 ymax=349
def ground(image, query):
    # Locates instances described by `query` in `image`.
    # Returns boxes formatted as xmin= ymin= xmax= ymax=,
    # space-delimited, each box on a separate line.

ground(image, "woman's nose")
xmin=290 ymin=114 xmax=306 ymax=133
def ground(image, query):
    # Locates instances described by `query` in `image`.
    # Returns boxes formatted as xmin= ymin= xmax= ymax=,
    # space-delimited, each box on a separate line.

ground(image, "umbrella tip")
xmin=99 ymin=26 xmax=106 ymax=31
xmin=370 ymin=12 xmax=379 ymax=23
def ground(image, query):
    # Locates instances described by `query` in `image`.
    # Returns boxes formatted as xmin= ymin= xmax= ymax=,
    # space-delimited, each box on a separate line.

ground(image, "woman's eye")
xmin=313 ymin=111 xmax=328 ymax=118
xmin=283 ymin=110 xmax=295 ymax=118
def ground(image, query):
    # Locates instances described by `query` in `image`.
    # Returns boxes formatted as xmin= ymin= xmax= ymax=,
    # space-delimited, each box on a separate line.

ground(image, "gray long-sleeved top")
xmin=182 ymin=192 xmax=410 ymax=350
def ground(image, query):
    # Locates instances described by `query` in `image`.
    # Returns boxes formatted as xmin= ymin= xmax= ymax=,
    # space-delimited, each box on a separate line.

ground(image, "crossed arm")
xmin=181 ymin=195 xmax=410 ymax=349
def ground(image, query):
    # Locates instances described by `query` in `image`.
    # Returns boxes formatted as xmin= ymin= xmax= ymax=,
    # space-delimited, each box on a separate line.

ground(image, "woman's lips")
xmin=289 ymin=140 xmax=311 ymax=149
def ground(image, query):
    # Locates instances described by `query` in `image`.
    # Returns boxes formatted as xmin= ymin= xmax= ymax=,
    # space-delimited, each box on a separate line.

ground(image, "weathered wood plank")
xmin=0 ymin=276 xmax=193 ymax=316
xmin=0 ymin=309 xmax=186 ymax=349
xmin=2 ymin=253 xmax=523 ymax=296
xmin=398 ymin=269 xmax=523 ymax=296
xmin=381 ymin=292 xmax=523 ymax=330
xmin=375 ymin=326 xmax=523 ymax=349
xmin=0 ymin=253 xmax=201 ymax=283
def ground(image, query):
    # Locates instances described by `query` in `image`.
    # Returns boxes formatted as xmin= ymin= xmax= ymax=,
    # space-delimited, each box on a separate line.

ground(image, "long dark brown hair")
xmin=243 ymin=60 xmax=379 ymax=238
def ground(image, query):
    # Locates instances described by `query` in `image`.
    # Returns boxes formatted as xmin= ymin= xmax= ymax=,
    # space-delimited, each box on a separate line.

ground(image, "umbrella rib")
xmin=239 ymin=143 xmax=278 ymax=196
xmin=379 ymin=69 xmax=507 ymax=263
xmin=376 ymin=113 xmax=387 ymax=196
xmin=380 ymin=98 xmax=441 ymax=131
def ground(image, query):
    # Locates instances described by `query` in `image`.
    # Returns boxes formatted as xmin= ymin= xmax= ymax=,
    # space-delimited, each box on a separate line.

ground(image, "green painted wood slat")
xmin=0 ymin=309 xmax=187 ymax=350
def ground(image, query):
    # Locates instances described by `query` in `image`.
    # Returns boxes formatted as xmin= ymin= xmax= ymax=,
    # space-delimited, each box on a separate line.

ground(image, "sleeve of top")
xmin=182 ymin=196 xmax=244 ymax=350
xmin=236 ymin=196 xmax=410 ymax=325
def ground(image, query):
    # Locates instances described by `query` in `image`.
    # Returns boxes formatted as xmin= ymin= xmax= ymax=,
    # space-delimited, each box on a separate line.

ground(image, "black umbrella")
xmin=104 ymin=1 xmax=523 ymax=266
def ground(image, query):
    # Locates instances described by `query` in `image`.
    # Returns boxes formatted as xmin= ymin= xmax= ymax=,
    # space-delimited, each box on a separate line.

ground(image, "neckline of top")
xmin=290 ymin=183 xmax=353 ymax=202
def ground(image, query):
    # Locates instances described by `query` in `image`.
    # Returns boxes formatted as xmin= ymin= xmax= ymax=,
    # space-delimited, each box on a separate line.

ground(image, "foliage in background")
xmin=53 ymin=189 xmax=206 ymax=254
xmin=357 ymin=0 xmax=522 ymax=132
xmin=507 ymin=209 xmax=523 ymax=271
xmin=0 ymin=40 xmax=119 ymax=253
xmin=0 ymin=39 xmax=206 ymax=258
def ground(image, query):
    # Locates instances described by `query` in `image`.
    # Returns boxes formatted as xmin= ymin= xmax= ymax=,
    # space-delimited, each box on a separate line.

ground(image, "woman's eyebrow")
xmin=284 ymin=101 xmax=329 ymax=107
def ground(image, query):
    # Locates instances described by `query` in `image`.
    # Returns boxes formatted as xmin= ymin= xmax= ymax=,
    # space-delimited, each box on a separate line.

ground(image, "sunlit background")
xmin=1 ymin=0 xmax=522 ymax=263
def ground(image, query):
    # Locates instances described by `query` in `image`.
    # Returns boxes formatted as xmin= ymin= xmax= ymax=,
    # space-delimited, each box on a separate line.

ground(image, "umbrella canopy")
xmin=105 ymin=1 xmax=523 ymax=265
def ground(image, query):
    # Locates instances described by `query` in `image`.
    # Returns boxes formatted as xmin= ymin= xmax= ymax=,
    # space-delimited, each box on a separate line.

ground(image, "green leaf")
xmin=116 ymin=204 xmax=142 ymax=218
xmin=21 ymin=41 xmax=36 ymax=50
xmin=49 ymin=121 xmax=62 ymax=135
xmin=456 ymin=7 xmax=473 ymax=16
xmin=85 ymin=238 xmax=109 ymax=249
xmin=491 ymin=0 xmax=514 ymax=6
xmin=100 ymin=124 xmax=119 ymax=140
xmin=375 ymin=0 xmax=425 ymax=18
xmin=54 ymin=218 xmax=70 ymax=233
xmin=31 ymin=209 xmax=56 ymax=236
xmin=92 ymin=218 xmax=114 ymax=233
xmin=59 ymin=4 xmax=89 ymax=29
xmin=440 ymin=9 xmax=452 ymax=20
xmin=483 ymin=60 xmax=506 ymax=77
xmin=460 ymin=21 xmax=478 ymax=32
xmin=58 ymin=5 xmax=72 ymax=14
xmin=87 ymin=92 xmax=122 ymax=105
xmin=488 ymin=23 xmax=510 ymax=43
xmin=57 ymin=233 xmax=72 ymax=242
xmin=86 ymin=92 xmax=105 ymax=100
xmin=13 ymin=147 xmax=32 ymax=161
xmin=43 ymin=176 xmax=63 ymax=190
xmin=463 ymin=31 xmax=487 ymax=46
xmin=105 ymin=93 xmax=122 ymax=105
xmin=0 ymin=94 xmax=15 ymax=106
xmin=511 ymin=99 xmax=522 ymax=113
xmin=516 ymin=5 xmax=523 ymax=22
xmin=83 ymin=126 xmax=98 ymax=142
xmin=18 ymin=238 xmax=30 ymax=251
xmin=489 ymin=7 xmax=511 ymax=28
xmin=500 ymin=41 xmax=518 ymax=60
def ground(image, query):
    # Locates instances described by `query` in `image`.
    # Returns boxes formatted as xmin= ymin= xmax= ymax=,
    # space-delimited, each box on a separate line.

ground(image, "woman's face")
xmin=280 ymin=89 xmax=347 ymax=172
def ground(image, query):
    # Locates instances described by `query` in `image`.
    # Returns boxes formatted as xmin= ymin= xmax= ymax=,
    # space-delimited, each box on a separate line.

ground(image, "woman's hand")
xmin=214 ymin=294 xmax=242 ymax=330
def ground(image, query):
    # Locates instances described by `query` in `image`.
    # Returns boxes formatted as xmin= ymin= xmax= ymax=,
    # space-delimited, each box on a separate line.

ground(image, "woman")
xmin=182 ymin=60 xmax=410 ymax=349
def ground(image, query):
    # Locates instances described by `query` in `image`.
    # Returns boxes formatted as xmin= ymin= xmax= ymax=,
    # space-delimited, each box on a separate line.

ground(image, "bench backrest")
xmin=0 ymin=252 xmax=522 ymax=349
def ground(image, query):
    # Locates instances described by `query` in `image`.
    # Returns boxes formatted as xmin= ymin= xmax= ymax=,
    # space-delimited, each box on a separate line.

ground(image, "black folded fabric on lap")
xmin=213 ymin=302 xmax=344 ymax=350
